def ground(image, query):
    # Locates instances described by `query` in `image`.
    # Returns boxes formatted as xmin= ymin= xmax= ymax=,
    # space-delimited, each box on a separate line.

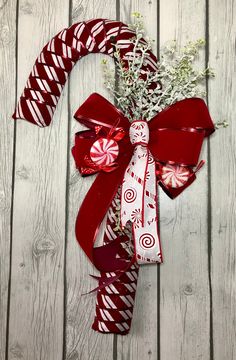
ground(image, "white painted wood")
xmin=118 ymin=1 xmax=158 ymax=359
xmin=0 ymin=1 xmax=16 ymax=359
xmin=8 ymin=1 xmax=69 ymax=359
xmin=65 ymin=1 xmax=117 ymax=359
xmin=159 ymin=1 xmax=211 ymax=359
xmin=208 ymin=1 xmax=236 ymax=359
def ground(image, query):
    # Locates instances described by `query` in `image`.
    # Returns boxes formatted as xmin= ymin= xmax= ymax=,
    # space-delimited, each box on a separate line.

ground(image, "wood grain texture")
xmin=208 ymin=1 xmax=236 ymax=359
xmin=118 ymin=1 xmax=158 ymax=359
xmin=159 ymin=1 xmax=211 ymax=359
xmin=0 ymin=1 xmax=16 ymax=359
xmin=8 ymin=1 xmax=69 ymax=359
xmin=65 ymin=1 xmax=116 ymax=359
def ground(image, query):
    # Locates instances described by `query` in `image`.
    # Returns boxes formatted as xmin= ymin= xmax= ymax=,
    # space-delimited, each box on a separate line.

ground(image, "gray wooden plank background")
xmin=0 ymin=0 xmax=235 ymax=359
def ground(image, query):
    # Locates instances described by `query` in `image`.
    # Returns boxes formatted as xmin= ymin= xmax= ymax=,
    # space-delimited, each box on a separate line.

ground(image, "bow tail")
xmin=121 ymin=147 xmax=162 ymax=264
xmin=133 ymin=151 xmax=162 ymax=263
xmin=75 ymin=152 xmax=132 ymax=273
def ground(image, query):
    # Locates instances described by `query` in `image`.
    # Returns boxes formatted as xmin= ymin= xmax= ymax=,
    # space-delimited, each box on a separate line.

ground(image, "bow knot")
xmin=129 ymin=120 xmax=150 ymax=146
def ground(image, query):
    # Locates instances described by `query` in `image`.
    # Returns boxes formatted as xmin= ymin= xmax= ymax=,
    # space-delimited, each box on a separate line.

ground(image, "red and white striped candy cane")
xmin=12 ymin=18 xmax=158 ymax=335
xmin=13 ymin=18 xmax=157 ymax=127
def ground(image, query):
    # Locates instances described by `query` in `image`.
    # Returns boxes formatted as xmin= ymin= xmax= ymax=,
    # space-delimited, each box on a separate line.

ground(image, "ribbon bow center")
xmin=129 ymin=120 xmax=149 ymax=146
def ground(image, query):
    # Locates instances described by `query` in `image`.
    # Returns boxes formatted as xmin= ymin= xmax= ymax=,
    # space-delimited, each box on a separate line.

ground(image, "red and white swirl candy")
xmin=160 ymin=164 xmax=191 ymax=188
xmin=90 ymin=138 xmax=119 ymax=166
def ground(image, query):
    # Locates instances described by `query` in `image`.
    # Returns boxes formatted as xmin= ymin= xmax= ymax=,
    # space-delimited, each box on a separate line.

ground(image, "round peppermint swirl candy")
xmin=160 ymin=164 xmax=190 ymax=188
xmin=90 ymin=138 xmax=119 ymax=166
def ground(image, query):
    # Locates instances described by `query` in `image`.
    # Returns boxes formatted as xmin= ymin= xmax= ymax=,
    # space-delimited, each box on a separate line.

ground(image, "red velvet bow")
xmin=72 ymin=93 xmax=215 ymax=272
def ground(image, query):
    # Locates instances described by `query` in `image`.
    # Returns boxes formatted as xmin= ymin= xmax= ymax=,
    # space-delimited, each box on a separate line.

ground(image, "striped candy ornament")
xmin=92 ymin=191 xmax=139 ymax=335
xmin=90 ymin=138 xmax=119 ymax=166
xmin=160 ymin=164 xmax=191 ymax=188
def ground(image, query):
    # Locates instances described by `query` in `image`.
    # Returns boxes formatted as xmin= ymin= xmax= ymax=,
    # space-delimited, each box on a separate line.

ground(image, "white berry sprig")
xmin=102 ymin=12 xmax=216 ymax=123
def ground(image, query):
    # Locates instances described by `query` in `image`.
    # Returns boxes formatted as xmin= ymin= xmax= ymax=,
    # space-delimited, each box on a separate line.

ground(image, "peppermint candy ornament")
xmin=159 ymin=164 xmax=191 ymax=188
xmin=90 ymin=138 xmax=119 ymax=166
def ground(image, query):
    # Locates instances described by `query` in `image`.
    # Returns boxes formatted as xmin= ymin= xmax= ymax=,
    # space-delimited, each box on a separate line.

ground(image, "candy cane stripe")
xmin=103 ymin=310 xmax=114 ymax=321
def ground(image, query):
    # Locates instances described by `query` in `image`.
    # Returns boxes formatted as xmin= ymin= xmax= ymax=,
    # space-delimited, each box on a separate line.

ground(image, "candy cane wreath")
xmin=12 ymin=18 xmax=215 ymax=335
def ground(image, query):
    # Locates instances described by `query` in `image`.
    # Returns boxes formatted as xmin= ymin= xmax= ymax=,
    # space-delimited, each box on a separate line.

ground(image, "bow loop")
xmin=148 ymin=97 xmax=215 ymax=166
xmin=74 ymin=92 xmax=130 ymax=130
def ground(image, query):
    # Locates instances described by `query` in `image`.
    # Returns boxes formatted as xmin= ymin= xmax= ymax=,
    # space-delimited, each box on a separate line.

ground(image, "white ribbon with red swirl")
xmin=121 ymin=121 xmax=162 ymax=264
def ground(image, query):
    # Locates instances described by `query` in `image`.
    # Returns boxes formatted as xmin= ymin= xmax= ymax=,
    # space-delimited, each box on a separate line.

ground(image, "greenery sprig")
xmin=101 ymin=12 xmax=219 ymax=124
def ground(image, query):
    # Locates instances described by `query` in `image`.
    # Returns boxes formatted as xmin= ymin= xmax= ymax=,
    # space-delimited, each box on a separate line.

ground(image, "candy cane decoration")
xmin=13 ymin=18 xmax=157 ymax=127
xmin=13 ymin=18 xmax=158 ymax=335
xmin=12 ymin=17 xmax=216 ymax=336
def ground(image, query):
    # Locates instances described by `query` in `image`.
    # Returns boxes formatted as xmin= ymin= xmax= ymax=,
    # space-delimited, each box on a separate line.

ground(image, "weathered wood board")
xmin=0 ymin=1 xmax=16 ymax=359
xmin=159 ymin=1 xmax=210 ymax=359
xmin=208 ymin=1 xmax=236 ymax=359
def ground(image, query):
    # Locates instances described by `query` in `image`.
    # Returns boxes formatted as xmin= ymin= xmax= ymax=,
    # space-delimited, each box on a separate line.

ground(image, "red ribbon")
xmin=72 ymin=93 xmax=215 ymax=273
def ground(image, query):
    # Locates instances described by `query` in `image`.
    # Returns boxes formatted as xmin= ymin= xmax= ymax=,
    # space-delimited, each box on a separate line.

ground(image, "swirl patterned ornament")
xmin=139 ymin=233 xmax=155 ymax=249
xmin=160 ymin=164 xmax=191 ymax=188
xmin=90 ymin=138 xmax=119 ymax=166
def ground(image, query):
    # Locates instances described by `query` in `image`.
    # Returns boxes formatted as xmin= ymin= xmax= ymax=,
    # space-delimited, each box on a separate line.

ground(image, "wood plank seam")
xmin=205 ymin=0 xmax=214 ymax=359
xmin=4 ymin=1 xmax=19 ymax=360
